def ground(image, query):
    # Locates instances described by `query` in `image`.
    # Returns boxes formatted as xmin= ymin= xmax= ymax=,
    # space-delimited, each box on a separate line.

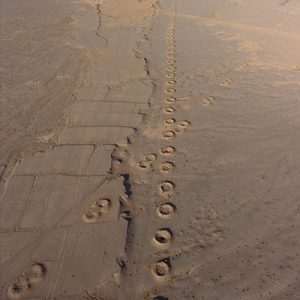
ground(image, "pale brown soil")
xmin=1 ymin=0 xmax=300 ymax=299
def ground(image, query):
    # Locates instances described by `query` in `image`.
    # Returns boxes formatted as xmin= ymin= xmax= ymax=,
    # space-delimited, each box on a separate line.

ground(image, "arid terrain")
xmin=1 ymin=0 xmax=300 ymax=299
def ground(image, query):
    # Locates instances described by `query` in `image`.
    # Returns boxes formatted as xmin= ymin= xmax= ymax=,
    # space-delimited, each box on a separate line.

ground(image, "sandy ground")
xmin=1 ymin=0 xmax=300 ymax=299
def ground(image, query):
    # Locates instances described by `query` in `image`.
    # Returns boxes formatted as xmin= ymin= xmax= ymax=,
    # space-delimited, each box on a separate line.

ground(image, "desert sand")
xmin=1 ymin=0 xmax=300 ymax=299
